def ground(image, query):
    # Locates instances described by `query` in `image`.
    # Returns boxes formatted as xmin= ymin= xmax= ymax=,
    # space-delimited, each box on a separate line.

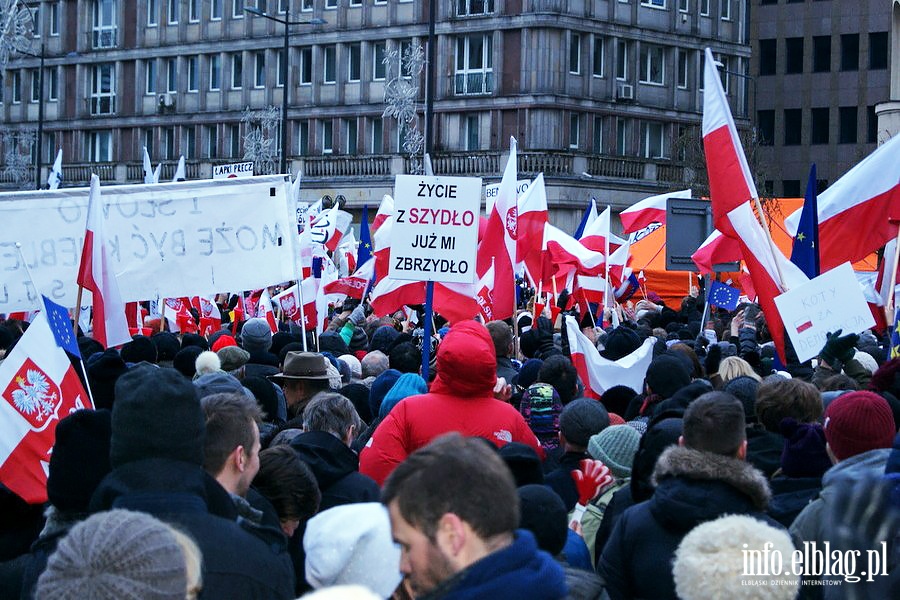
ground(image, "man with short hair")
xmin=382 ymin=433 xmax=567 ymax=598
xmin=599 ymin=391 xmax=776 ymax=600
xmin=361 ymin=350 xmax=389 ymax=383
xmin=543 ymin=398 xmax=609 ymax=510
xmin=486 ymin=320 xmax=518 ymax=384
xmin=271 ymin=352 xmax=332 ymax=419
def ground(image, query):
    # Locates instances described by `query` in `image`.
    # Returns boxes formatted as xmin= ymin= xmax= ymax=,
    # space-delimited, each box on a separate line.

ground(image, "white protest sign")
xmin=484 ymin=179 xmax=530 ymax=215
xmin=212 ymin=162 xmax=254 ymax=179
xmin=774 ymin=262 xmax=875 ymax=363
xmin=0 ymin=176 xmax=298 ymax=311
xmin=389 ymin=175 xmax=481 ymax=284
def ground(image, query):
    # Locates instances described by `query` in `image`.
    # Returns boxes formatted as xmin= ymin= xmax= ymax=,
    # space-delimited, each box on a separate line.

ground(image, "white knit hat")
xmin=303 ymin=503 xmax=402 ymax=598
xmin=339 ymin=354 xmax=363 ymax=379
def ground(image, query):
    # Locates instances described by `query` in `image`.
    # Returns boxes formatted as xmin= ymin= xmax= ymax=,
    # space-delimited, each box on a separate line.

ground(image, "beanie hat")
xmin=86 ymin=349 xmax=128 ymax=411
xmin=517 ymin=484 xmax=568 ymax=556
xmin=47 ymin=410 xmax=112 ymax=513
xmin=379 ymin=373 xmax=428 ymax=419
xmin=338 ymin=354 xmax=362 ymax=380
xmin=348 ymin=328 xmax=369 ymax=353
xmin=172 ymin=346 xmax=204 ymax=378
xmin=193 ymin=371 xmax=246 ymax=399
xmin=78 ymin=336 xmax=105 ymax=361
xmin=240 ymin=318 xmax=273 ymax=352
xmin=120 ymin=336 xmax=157 ymax=365
xmin=600 ymin=385 xmax=639 ymax=417
xmin=609 ymin=412 xmax=626 ymax=426
xmin=211 ymin=334 xmax=238 ymax=352
xmin=340 ymin=383 xmax=373 ymax=424
xmin=150 ymin=332 xmax=180 ymax=362
xmin=514 ymin=358 xmax=544 ymax=390
xmin=723 ymin=375 xmax=760 ymax=421
xmin=559 ymin=398 xmax=609 ymax=448
xmin=193 ymin=351 xmax=221 ymax=379
xmin=823 ymin=391 xmax=895 ymax=461
xmin=601 ymin=327 xmax=642 ymax=361
xmin=35 ymin=509 xmax=190 ymax=600
xmin=779 ymin=418 xmax=832 ymax=478
xmin=111 ymin=364 xmax=205 ymax=468
xmin=319 ymin=331 xmax=350 ymax=357
xmin=369 ymin=326 xmax=400 ymax=355
xmin=217 ymin=345 xmax=250 ymax=372
xmin=242 ymin=376 xmax=281 ymax=424
xmin=207 ymin=329 xmax=232 ymax=351
xmin=587 ymin=424 xmax=641 ymax=480
xmin=270 ymin=331 xmax=296 ymax=357
xmin=852 ymin=349 xmax=878 ymax=375
xmin=645 ymin=354 xmax=691 ymax=399
xmin=303 ymin=503 xmax=402 ymax=598
xmin=368 ymin=369 xmax=402 ymax=418
xmin=673 ymin=515 xmax=798 ymax=600
xmin=179 ymin=333 xmax=208 ymax=351
xmin=520 ymin=382 xmax=562 ymax=451
xmin=498 ymin=442 xmax=544 ymax=486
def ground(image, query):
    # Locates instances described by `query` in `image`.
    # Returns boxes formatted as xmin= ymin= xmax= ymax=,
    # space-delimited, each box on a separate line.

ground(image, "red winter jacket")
xmin=359 ymin=320 xmax=544 ymax=485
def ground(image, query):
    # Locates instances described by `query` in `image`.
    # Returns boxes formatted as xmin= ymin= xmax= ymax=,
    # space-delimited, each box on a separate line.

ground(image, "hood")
xmin=822 ymin=448 xmax=891 ymax=488
xmin=431 ymin=321 xmax=497 ymax=397
xmin=290 ymin=430 xmax=359 ymax=490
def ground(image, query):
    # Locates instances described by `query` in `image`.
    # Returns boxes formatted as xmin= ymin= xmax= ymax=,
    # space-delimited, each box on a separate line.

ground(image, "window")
xmin=700 ymin=0 xmax=710 ymax=16
xmin=278 ymin=0 xmax=288 ymax=12
xmin=840 ymin=34 xmax=859 ymax=71
xmin=92 ymin=0 xmax=117 ymax=48
xmin=231 ymin=53 xmax=243 ymax=89
xmin=869 ymin=32 xmax=888 ymax=70
xmin=677 ymin=49 xmax=688 ymax=88
xmin=784 ymin=108 xmax=802 ymax=145
xmin=373 ymin=42 xmax=387 ymax=80
xmin=867 ymin=105 xmax=878 ymax=144
xmin=783 ymin=180 xmax=801 ymax=198
xmin=643 ymin=121 xmax=664 ymax=158
xmin=148 ymin=0 xmax=158 ymax=26
xmin=50 ymin=2 xmax=59 ymax=35
xmin=164 ymin=127 xmax=175 ymax=159
xmin=350 ymin=0 xmax=361 ymax=6
xmin=90 ymin=63 xmax=116 ymax=114
xmin=300 ymin=47 xmax=312 ymax=84
xmin=184 ymin=126 xmax=196 ymax=159
xmin=322 ymin=120 xmax=333 ymax=154
xmin=11 ymin=71 xmax=20 ymax=103
xmin=30 ymin=70 xmax=39 ymax=102
xmin=785 ymin=37 xmax=803 ymax=74
xmin=640 ymin=0 xmax=665 ymax=7
xmin=232 ymin=0 xmax=244 ymax=18
xmin=345 ymin=118 xmax=358 ymax=154
xmin=298 ymin=120 xmax=310 ymax=155
xmin=678 ymin=0 xmax=688 ymax=11
xmin=592 ymin=115 xmax=603 ymax=153
xmin=569 ymin=33 xmax=581 ymax=74
xmin=302 ymin=0 xmax=313 ymax=11
xmin=323 ymin=46 xmax=336 ymax=83
xmin=189 ymin=0 xmax=199 ymax=22
xmin=326 ymin=0 xmax=337 ymax=8
xmin=48 ymin=67 xmax=58 ymax=101
xmin=569 ymin=114 xmax=580 ymax=149
xmin=166 ymin=57 xmax=177 ymax=93
xmin=457 ymin=0 xmax=494 ymax=15
xmin=757 ymin=110 xmax=775 ymax=146
xmin=188 ymin=56 xmax=198 ymax=91
xmin=616 ymin=39 xmax=629 ymax=80
xmin=209 ymin=55 xmax=221 ymax=90
xmin=348 ymin=43 xmax=361 ymax=82
xmin=616 ymin=118 xmax=629 ymax=155
xmin=229 ymin=124 xmax=241 ymax=157
xmin=88 ymin=130 xmax=113 ymax=162
xmin=211 ymin=0 xmax=222 ymax=20
xmin=276 ymin=50 xmax=285 ymax=86
xmin=398 ymin=39 xmax=412 ymax=78
xmin=146 ymin=58 xmax=157 ymax=93
xmin=715 ymin=54 xmax=730 ymax=92
xmin=455 ymin=34 xmax=493 ymax=95
xmin=465 ymin=114 xmax=479 ymax=150
xmin=167 ymin=0 xmax=178 ymax=24
xmin=758 ymin=39 xmax=776 ymax=76
xmin=254 ymin=51 xmax=265 ymax=88
xmin=639 ymin=44 xmax=664 ymax=85
xmin=30 ymin=5 xmax=40 ymax=38
xmin=205 ymin=125 xmax=218 ymax=158
xmin=144 ymin=128 xmax=154 ymax=158
xmin=370 ymin=118 xmax=383 ymax=153
xmin=839 ymin=106 xmax=857 ymax=144
xmin=592 ymin=36 xmax=604 ymax=77
xmin=720 ymin=0 xmax=730 ymax=20
xmin=812 ymin=36 xmax=831 ymax=72
xmin=811 ymin=107 xmax=829 ymax=144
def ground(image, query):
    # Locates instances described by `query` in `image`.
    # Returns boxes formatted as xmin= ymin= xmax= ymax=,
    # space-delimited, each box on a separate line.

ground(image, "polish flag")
xmin=255 ymin=289 xmax=278 ymax=333
xmin=142 ymin=146 xmax=155 ymax=184
xmin=579 ymin=206 xmax=627 ymax=255
xmin=324 ymin=257 xmax=374 ymax=300
xmin=273 ymin=279 xmax=318 ymax=331
xmin=369 ymin=277 xmax=478 ymax=324
xmin=476 ymin=137 xmax=519 ymax=321
xmin=691 ymin=229 xmax=742 ymax=274
xmin=336 ymin=229 xmax=358 ymax=276
xmin=607 ymin=236 xmax=633 ymax=287
xmin=541 ymin=223 xmax=607 ymax=284
xmin=474 ymin=261 xmax=495 ymax=321
xmin=576 ymin=275 xmax=608 ymax=305
xmin=298 ymin=212 xmax=314 ymax=279
xmin=310 ymin=205 xmax=353 ymax=253
xmin=77 ymin=175 xmax=131 ymax=348
xmin=373 ymin=212 xmax=394 ymax=281
xmin=0 ymin=302 xmax=90 ymax=503
xmin=197 ymin=297 xmax=222 ymax=337
xmin=164 ymin=297 xmax=196 ymax=334
xmin=564 ymin=315 xmax=655 ymax=398
xmin=702 ymin=47 xmax=808 ymax=361
xmin=619 ymin=189 xmax=692 ymax=234
xmin=125 ymin=302 xmax=151 ymax=337
xmin=785 ymin=134 xmax=900 ymax=271
xmin=516 ymin=174 xmax=549 ymax=284
xmin=372 ymin=194 xmax=394 ymax=235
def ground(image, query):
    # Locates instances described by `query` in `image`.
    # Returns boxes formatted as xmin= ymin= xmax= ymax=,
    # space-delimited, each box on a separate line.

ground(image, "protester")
xmin=271 ymin=352 xmax=333 ymax=420
xmin=544 ymin=398 xmax=610 ymax=511
xmin=253 ymin=446 xmax=321 ymax=537
xmin=486 ymin=320 xmax=519 ymax=383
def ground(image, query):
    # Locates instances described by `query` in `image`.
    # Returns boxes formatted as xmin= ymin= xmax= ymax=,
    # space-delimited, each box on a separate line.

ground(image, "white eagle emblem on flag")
xmin=4 ymin=359 xmax=63 ymax=431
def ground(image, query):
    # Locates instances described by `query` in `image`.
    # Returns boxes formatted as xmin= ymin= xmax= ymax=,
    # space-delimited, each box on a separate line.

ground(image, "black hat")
xmin=318 ymin=331 xmax=350 ymax=357
xmin=559 ymin=398 xmax=609 ymax=448
xmin=517 ymin=484 xmax=568 ymax=556
xmin=173 ymin=346 xmax=204 ymax=378
xmin=180 ymin=333 xmax=209 ymax=351
xmin=47 ymin=410 xmax=112 ymax=513
xmin=645 ymin=354 xmax=691 ymax=399
xmin=111 ymin=364 xmax=205 ymax=468
xmin=601 ymin=327 xmax=642 ymax=361
xmin=151 ymin=332 xmax=180 ymax=362
xmin=498 ymin=442 xmax=544 ymax=487
xmin=86 ymin=349 xmax=128 ymax=411
xmin=120 ymin=335 xmax=157 ymax=365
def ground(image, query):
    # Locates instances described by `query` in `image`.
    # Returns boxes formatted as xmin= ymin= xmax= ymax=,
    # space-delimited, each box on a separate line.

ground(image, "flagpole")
xmin=73 ymin=287 xmax=84 ymax=338
xmin=421 ymin=280 xmax=435 ymax=380
xmin=752 ymin=196 xmax=788 ymax=292
xmin=885 ymin=229 xmax=900 ymax=324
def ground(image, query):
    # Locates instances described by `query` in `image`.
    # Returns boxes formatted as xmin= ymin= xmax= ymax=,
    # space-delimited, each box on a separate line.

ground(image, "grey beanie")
xmin=193 ymin=372 xmax=248 ymax=399
xmin=587 ymin=424 xmax=641 ymax=480
xmin=559 ymin=398 xmax=610 ymax=448
xmin=35 ymin=509 xmax=190 ymax=599
xmin=241 ymin=318 xmax=273 ymax=352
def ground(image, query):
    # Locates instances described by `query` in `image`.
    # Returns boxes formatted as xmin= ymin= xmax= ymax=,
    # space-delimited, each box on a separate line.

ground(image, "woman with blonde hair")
xmin=718 ymin=356 xmax=761 ymax=386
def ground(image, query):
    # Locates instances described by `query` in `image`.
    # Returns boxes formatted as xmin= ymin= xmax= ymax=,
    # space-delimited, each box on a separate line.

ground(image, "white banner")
xmin=0 ymin=176 xmax=299 ymax=311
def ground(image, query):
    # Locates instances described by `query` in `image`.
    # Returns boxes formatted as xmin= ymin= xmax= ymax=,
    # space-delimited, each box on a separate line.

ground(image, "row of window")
xmin=758 ymin=32 xmax=888 ymax=76
xmin=757 ymin=106 xmax=880 ymax=147
xmin=638 ymin=0 xmax=732 ymax=20
xmin=0 ymin=70 xmax=60 ymax=105
xmin=144 ymin=0 xmax=410 ymax=27
xmin=26 ymin=1 xmax=61 ymax=38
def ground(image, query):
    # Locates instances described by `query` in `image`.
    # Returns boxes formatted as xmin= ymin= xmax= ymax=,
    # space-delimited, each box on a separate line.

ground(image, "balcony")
xmin=91 ymin=27 xmax=117 ymax=49
xmin=454 ymin=71 xmax=494 ymax=96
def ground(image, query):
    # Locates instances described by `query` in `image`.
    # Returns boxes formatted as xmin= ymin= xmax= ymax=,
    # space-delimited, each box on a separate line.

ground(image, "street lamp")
xmin=244 ymin=5 xmax=325 ymax=175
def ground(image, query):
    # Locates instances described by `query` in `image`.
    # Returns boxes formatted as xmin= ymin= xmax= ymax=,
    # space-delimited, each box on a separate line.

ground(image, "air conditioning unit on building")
xmin=616 ymin=83 xmax=634 ymax=101
xmin=157 ymin=93 xmax=176 ymax=112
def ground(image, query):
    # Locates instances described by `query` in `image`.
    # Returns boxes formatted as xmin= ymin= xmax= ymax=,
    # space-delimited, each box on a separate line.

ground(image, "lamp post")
xmin=244 ymin=6 xmax=325 ymax=175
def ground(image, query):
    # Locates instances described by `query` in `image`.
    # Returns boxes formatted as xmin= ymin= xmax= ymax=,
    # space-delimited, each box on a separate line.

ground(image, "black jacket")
xmin=91 ymin=458 xmax=295 ymax=599
xmin=496 ymin=356 xmax=519 ymax=387
xmin=544 ymin=451 xmax=590 ymax=512
xmin=598 ymin=446 xmax=778 ymax=600
xmin=290 ymin=430 xmax=380 ymax=511
xmin=746 ymin=426 xmax=784 ymax=477
xmin=768 ymin=475 xmax=823 ymax=528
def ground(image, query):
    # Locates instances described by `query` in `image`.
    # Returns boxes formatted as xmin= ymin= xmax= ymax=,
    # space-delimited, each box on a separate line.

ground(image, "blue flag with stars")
xmin=357 ymin=204 xmax=372 ymax=266
xmin=708 ymin=280 xmax=740 ymax=311
xmin=891 ymin=307 xmax=900 ymax=359
xmin=790 ymin=164 xmax=820 ymax=279
xmin=42 ymin=295 xmax=80 ymax=357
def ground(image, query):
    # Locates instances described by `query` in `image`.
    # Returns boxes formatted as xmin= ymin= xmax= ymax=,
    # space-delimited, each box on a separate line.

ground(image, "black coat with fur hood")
xmin=598 ymin=446 xmax=780 ymax=600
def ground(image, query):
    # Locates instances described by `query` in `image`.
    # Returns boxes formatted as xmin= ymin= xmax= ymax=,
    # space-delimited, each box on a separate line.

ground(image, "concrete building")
xmin=875 ymin=0 xmax=900 ymax=140
xmin=2 ymin=1 xmax=750 ymax=229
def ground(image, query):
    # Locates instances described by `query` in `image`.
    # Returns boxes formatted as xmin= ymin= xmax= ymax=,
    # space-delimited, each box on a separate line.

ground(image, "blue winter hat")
xmin=369 ymin=326 xmax=401 ymax=355
xmin=368 ymin=369 xmax=402 ymax=418
xmin=378 ymin=373 xmax=428 ymax=418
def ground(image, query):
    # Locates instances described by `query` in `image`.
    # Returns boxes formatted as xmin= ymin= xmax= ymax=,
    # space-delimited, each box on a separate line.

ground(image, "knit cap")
xmin=150 ymin=332 xmax=180 ymax=362
xmin=645 ymin=354 xmax=691 ymax=399
xmin=514 ymin=358 xmax=544 ymax=389
xmin=378 ymin=373 xmax=427 ymax=419
xmin=517 ymin=484 xmax=568 ymax=556
xmin=368 ymin=369 xmax=402 ymax=418
xmin=520 ymin=382 xmax=563 ymax=451
xmin=217 ymin=345 xmax=250 ymax=372
xmin=172 ymin=346 xmax=204 ymax=378
xmin=304 ymin=503 xmax=402 ymax=598
xmin=120 ymin=335 xmax=157 ymax=364
xmin=559 ymin=398 xmax=609 ymax=448
xmin=193 ymin=371 xmax=247 ymax=399
xmin=823 ymin=391 xmax=895 ymax=461
xmin=240 ymin=317 xmax=273 ymax=352
xmin=600 ymin=327 xmax=642 ymax=361
xmin=47 ymin=409 xmax=112 ymax=513
xmin=35 ymin=509 xmax=190 ymax=600
xmin=338 ymin=354 xmax=363 ymax=379
xmin=779 ymin=418 xmax=832 ymax=478
xmin=587 ymin=424 xmax=641 ymax=480
xmin=211 ymin=334 xmax=238 ymax=352
xmin=369 ymin=326 xmax=401 ymax=355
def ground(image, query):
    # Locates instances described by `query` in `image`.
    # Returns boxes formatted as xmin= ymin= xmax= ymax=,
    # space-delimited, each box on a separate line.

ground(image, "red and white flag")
xmin=324 ymin=257 xmax=374 ymax=300
xmin=579 ymin=206 xmax=627 ymax=255
xmin=691 ymin=229 xmax=742 ymax=274
xmin=541 ymin=223 xmax=607 ymax=284
xmin=516 ymin=173 xmax=549 ymax=284
xmin=125 ymin=302 xmax=151 ymax=337
xmin=619 ymin=189 xmax=692 ymax=234
xmin=702 ymin=47 xmax=808 ymax=361
xmin=373 ymin=211 xmax=394 ymax=281
xmin=369 ymin=277 xmax=478 ymax=324
xmin=164 ymin=297 xmax=197 ymax=333
xmin=372 ymin=194 xmax=394 ymax=236
xmin=196 ymin=297 xmax=222 ymax=337
xmin=310 ymin=205 xmax=354 ymax=253
xmin=77 ymin=175 xmax=131 ymax=348
xmin=474 ymin=260 xmax=495 ymax=321
xmin=255 ymin=288 xmax=278 ymax=333
xmin=564 ymin=315 xmax=655 ymax=399
xmin=0 ymin=310 xmax=90 ymax=503
xmin=273 ymin=279 xmax=318 ymax=331
xmin=577 ymin=198 xmax=599 ymax=240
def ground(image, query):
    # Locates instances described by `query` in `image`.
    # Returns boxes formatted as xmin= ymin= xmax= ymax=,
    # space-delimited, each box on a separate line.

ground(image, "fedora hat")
xmin=270 ymin=351 xmax=331 ymax=381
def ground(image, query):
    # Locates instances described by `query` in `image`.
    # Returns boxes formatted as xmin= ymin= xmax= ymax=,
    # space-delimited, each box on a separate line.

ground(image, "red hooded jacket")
xmin=359 ymin=320 xmax=544 ymax=486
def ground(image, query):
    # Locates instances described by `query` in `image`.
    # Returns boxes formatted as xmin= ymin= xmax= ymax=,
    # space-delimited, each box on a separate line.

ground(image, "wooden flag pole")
xmin=752 ymin=196 xmax=788 ymax=292
xmin=73 ymin=286 xmax=84 ymax=338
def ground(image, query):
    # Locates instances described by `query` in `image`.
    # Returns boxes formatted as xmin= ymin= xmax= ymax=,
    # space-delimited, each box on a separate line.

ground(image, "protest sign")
xmin=0 ymin=176 xmax=298 ymax=311
xmin=485 ymin=179 xmax=530 ymax=215
xmin=389 ymin=175 xmax=481 ymax=284
xmin=212 ymin=162 xmax=254 ymax=179
xmin=774 ymin=262 xmax=875 ymax=363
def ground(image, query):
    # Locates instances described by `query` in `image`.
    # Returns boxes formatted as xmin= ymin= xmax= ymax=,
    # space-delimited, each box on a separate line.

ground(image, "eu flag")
xmin=357 ymin=204 xmax=372 ymax=266
xmin=891 ymin=306 xmax=900 ymax=359
xmin=41 ymin=295 xmax=80 ymax=357
xmin=790 ymin=164 xmax=820 ymax=279
xmin=708 ymin=280 xmax=740 ymax=311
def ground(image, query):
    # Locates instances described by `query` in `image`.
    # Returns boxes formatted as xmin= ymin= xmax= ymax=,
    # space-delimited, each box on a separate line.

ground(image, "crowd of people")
xmin=0 ymin=288 xmax=898 ymax=599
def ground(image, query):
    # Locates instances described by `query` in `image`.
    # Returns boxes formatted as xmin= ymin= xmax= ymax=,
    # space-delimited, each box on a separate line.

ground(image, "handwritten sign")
xmin=774 ymin=262 xmax=875 ymax=363
xmin=212 ymin=162 xmax=254 ymax=179
xmin=389 ymin=175 xmax=481 ymax=284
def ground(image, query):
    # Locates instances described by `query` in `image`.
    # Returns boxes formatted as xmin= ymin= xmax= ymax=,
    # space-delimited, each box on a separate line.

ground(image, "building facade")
xmin=2 ymin=0 xmax=750 ymax=230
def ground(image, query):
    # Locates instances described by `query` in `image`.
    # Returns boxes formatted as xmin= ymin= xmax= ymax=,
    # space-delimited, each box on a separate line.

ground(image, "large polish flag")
xmin=784 ymin=134 xmax=900 ymax=271
xmin=77 ymin=175 xmax=131 ymax=348
xmin=372 ymin=195 xmax=394 ymax=236
xmin=691 ymin=229 xmax=742 ymax=274
xmin=476 ymin=137 xmax=519 ymax=321
xmin=620 ymin=189 xmax=692 ymax=234
xmin=516 ymin=173 xmax=549 ymax=283
xmin=373 ymin=212 xmax=394 ymax=281
xmin=579 ymin=206 xmax=627 ymax=255
xmin=702 ymin=47 xmax=808 ymax=361
xmin=474 ymin=260 xmax=495 ymax=321
xmin=324 ymin=257 xmax=375 ymax=300
xmin=541 ymin=223 xmax=607 ymax=284
xmin=368 ymin=278 xmax=478 ymax=324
